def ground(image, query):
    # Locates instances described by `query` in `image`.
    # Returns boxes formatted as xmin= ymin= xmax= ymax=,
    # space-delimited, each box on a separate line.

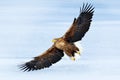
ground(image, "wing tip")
xmin=19 ymin=64 xmax=30 ymax=72
xmin=80 ymin=3 xmax=94 ymax=13
xmin=19 ymin=60 xmax=40 ymax=72
xmin=19 ymin=63 xmax=33 ymax=72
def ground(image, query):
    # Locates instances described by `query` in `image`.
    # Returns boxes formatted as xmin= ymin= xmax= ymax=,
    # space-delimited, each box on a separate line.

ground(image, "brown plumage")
xmin=20 ymin=3 xmax=94 ymax=71
xmin=20 ymin=46 xmax=64 ymax=71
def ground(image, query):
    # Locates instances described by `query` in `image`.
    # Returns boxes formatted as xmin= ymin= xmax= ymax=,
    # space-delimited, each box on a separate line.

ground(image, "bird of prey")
xmin=20 ymin=3 xmax=94 ymax=71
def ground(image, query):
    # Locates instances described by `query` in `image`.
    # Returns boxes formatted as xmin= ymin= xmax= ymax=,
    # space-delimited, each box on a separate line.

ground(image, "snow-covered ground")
xmin=0 ymin=0 xmax=120 ymax=80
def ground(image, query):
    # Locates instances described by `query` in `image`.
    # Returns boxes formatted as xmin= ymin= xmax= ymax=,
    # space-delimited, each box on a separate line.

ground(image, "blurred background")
xmin=0 ymin=0 xmax=120 ymax=80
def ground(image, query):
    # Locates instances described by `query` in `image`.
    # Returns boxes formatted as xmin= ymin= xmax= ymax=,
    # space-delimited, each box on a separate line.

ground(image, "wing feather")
xmin=20 ymin=46 xmax=64 ymax=71
xmin=63 ymin=3 xmax=94 ymax=42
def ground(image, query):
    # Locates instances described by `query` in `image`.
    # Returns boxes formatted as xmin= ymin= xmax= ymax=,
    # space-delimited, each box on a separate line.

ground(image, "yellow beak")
xmin=52 ymin=39 xmax=56 ymax=42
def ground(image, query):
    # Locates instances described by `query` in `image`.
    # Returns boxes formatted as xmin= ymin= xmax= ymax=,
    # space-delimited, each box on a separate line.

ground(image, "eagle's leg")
xmin=64 ymin=44 xmax=80 ymax=61
xmin=64 ymin=50 xmax=76 ymax=61
xmin=70 ymin=51 xmax=76 ymax=61
xmin=74 ymin=46 xmax=80 ymax=55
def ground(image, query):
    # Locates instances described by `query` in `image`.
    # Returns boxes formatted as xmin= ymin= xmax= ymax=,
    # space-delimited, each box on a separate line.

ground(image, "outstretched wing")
xmin=63 ymin=3 xmax=94 ymax=42
xmin=20 ymin=46 xmax=64 ymax=71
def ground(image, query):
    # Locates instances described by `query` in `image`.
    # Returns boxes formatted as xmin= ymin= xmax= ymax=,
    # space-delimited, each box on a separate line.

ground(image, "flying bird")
xmin=20 ymin=3 xmax=94 ymax=71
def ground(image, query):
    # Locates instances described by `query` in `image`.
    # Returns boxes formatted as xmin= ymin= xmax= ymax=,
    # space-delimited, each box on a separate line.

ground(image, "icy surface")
xmin=0 ymin=0 xmax=120 ymax=80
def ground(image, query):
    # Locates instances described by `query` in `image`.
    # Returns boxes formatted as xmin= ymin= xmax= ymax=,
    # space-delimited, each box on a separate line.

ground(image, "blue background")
xmin=0 ymin=0 xmax=120 ymax=80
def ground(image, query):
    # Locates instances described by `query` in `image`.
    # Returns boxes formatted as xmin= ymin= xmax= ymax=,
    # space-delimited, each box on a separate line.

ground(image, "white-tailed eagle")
xmin=20 ymin=3 xmax=94 ymax=71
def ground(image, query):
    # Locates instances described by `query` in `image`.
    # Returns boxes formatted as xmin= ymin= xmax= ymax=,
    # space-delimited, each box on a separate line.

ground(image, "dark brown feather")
xmin=63 ymin=3 xmax=94 ymax=42
xmin=20 ymin=46 xmax=64 ymax=71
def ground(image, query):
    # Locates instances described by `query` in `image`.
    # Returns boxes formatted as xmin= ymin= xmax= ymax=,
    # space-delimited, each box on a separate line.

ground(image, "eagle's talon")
xmin=76 ymin=51 xmax=80 ymax=55
xmin=70 ymin=57 xmax=75 ymax=61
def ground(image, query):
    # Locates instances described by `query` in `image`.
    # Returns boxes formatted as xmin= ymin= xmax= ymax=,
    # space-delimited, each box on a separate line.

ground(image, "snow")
xmin=0 ymin=0 xmax=120 ymax=80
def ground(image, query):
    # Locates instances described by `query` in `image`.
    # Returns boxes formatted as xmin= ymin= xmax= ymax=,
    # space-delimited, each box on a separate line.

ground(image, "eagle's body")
xmin=53 ymin=37 xmax=79 ymax=57
xmin=20 ymin=3 xmax=94 ymax=71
